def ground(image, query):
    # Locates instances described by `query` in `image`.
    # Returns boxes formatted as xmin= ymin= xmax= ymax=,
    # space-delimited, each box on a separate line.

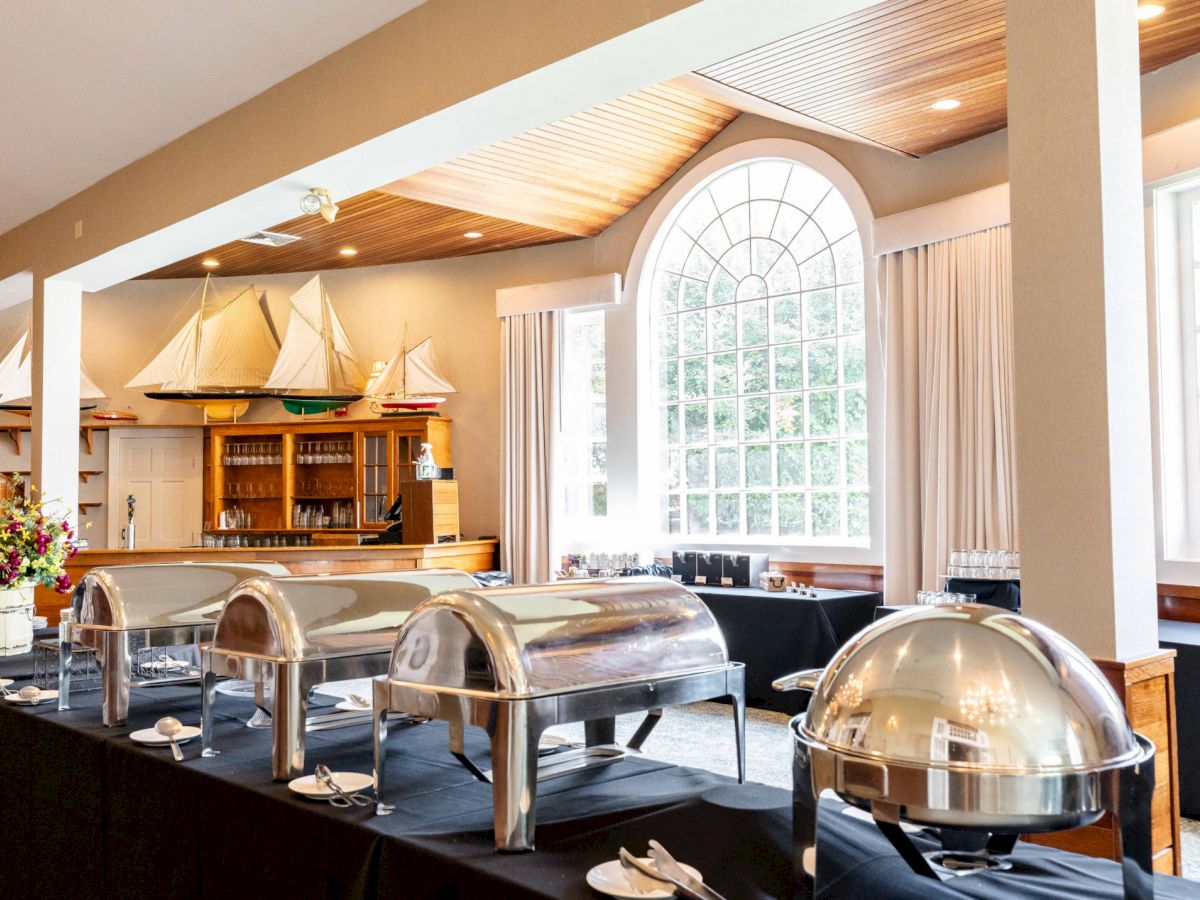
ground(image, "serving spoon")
xmin=155 ymin=716 xmax=184 ymax=761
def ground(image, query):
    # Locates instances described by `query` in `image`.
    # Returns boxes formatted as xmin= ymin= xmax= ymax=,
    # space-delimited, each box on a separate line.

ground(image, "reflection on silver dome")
xmin=802 ymin=604 xmax=1139 ymax=773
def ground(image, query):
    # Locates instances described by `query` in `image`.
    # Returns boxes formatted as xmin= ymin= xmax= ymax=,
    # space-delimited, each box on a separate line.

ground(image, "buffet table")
xmin=1 ymin=644 xmax=1196 ymax=898
xmin=692 ymin=586 xmax=881 ymax=714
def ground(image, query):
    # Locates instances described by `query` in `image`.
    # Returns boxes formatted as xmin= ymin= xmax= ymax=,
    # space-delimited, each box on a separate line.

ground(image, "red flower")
xmin=54 ymin=573 xmax=72 ymax=594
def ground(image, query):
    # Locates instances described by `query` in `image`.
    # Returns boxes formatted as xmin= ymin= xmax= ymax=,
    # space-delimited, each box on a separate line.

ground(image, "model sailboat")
xmin=126 ymin=274 xmax=278 ymax=421
xmin=367 ymin=334 xmax=456 ymax=414
xmin=264 ymin=274 xmax=365 ymax=414
xmin=0 ymin=325 xmax=107 ymax=412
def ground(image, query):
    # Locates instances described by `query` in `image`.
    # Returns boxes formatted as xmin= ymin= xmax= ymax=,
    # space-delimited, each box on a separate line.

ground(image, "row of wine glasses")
xmin=293 ymin=501 xmax=354 ymax=529
xmin=295 ymin=479 xmax=353 ymax=498
xmin=916 ymin=591 xmax=977 ymax=606
xmin=297 ymin=441 xmax=353 ymax=465
xmin=223 ymin=443 xmax=282 ymax=466
xmin=203 ymin=533 xmax=314 ymax=548
xmin=218 ymin=506 xmax=252 ymax=529
xmin=224 ymin=482 xmax=280 ymax=499
xmin=947 ymin=548 xmax=1021 ymax=580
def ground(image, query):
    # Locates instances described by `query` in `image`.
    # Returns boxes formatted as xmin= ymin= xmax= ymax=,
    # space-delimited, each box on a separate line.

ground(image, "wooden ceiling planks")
xmin=697 ymin=0 xmax=1200 ymax=156
xmin=141 ymin=83 xmax=737 ymax=278
xmin=139 ymin=192 xmax=572 ymax=279
xmin=381 ymin=83 xmax=739 ymax=236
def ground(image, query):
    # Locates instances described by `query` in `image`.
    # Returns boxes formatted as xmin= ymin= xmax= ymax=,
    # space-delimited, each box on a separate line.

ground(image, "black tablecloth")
xmin=1160 ymin=619 xmax=1200 ymax=819
xmin=3 ymin=645 xmax=1197 ymax=898
xmin=693 ymin=587 xmax=881 ymax=714
xmin=944 ymin=578 xmax=1021 ymax=611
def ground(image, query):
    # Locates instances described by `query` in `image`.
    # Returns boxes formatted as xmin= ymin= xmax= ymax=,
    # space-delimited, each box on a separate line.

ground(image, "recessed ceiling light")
xmin=202 ymin=259 xmax=220 ymax=268
xmin=463 ymin=231 xmax=484 ymax=239
xmin=1137 ymin=4 xmax=1165 ymax=20
xmin=930 ymin=98 xmax=961 ymax=111
xmin=339 ymin=247 xmax=358 ymax=256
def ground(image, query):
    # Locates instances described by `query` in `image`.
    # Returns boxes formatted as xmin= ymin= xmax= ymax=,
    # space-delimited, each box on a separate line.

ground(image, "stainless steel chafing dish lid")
xmin=212 ymin=569 xmax=479 ymax=663
xmin=387 ymin=576 xmax=730 ymax=698
xmin=71 ymin=562 xmax=291 ymax=631
xmin=799 ymin=603 xmax=1141 ymax=774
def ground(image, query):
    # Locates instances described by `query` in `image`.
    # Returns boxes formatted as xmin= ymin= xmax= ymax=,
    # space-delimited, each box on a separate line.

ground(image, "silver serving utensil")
xmin=649 ymin=840 xmax=727 ymax=900
xmin=617 ymin=848 xmax=676 ymax=896
xmin=155 ymin=716 xmax=184 ymax=761
xmin=314 ymin=764 xmax=371 ymax=808
xmin=619 ymin=848 xmax=704 ymax=900
xmin=348 ymin=693 xmax=370 ymax=708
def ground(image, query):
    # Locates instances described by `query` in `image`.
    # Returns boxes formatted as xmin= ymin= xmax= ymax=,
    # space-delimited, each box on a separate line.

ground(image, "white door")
xmin=107 ymin=430 xmax=203 ymax=548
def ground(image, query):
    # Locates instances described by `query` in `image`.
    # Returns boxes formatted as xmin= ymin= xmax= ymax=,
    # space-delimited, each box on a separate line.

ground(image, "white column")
xmin=1007 ymin=0 xmax=1157 ymax=660
xmin=30 ymin=277 xmax=82 ymax=526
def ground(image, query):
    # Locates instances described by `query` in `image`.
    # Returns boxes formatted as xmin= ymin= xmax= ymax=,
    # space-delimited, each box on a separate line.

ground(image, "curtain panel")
xmin=500 ymin=311 xmax=558 ymax=584
xmin=882 ymin=225 xmax=1018 ymax=603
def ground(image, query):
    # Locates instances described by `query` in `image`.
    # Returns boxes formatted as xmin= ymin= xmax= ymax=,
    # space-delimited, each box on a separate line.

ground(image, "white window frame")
xmin=1153 ymin=178 xmax=1200 ymax=568
xmin=613 ymin=138 xmax=884 ymax=565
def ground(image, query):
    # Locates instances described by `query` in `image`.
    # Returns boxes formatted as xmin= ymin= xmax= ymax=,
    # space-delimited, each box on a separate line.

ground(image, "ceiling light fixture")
xmin=463 ymin=231 xmax=484 ymax=239
xmin=299 ymin=188 xmax=339 ymax=224
xmin=202 ymin=259 xmax=220 ymax=268
xmin=339 ymin=247 xmax=358 ymax=256
xmin=930 ymin=98 xmax=961 ymax=111
xmin=1137 ymin=3 xmax=1165 ymax=19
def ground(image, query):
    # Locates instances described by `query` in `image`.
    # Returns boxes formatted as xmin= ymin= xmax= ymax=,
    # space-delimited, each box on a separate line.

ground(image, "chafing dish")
xmin=774 ymin=603 xmax=1155 ymax=898
xmin=201 ymin=568 xmax=479 ymax=780
xmin=59 ymin=561 xmax=290 ymax=725
xmin=372 ymin=577 xmax=746 ymax=852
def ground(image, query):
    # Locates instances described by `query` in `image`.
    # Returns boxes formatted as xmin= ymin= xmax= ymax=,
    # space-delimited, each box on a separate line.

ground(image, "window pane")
xmin=742 ymin=396 xmax=770 ymax=440
xmin=746 ymin=493 xmax=772 ymax=535
xmin=687 ymin=494 xmax=711 ymax=534
xmin=745 ymin=444 xmax=771 ymax=487
xmin=592 ymin=484 xmax=608 ymax=516
xmin=803 ymin=289 xmax=837 ymax=338
xmin=779 ymin=492 xmax=807 ymax=536
xmin=740 ymin=348 xmax=769 ymax=393
xmin=561 ymin=309 xmax=608 ymax=521
xmin=716 ymin=493 xmax=740 ymax=535
xmin=715 ymin=446 xmax=739 ymax=488
xmin=686 ymin=448 xmax=710 ymax=488
xmin=810 ymin=441 xmax=840 ymax=486
xmin=712 ymin=399 xmax=738 ymax=442
xmin=812 ymin=491 xmax=842 ymax=536
xmin=773 ymin=344 xmax=804 ymax=390
xmin=647 ymin=159 xmax=869 ymax=546
xmin=777 ymin=442 xmax=805 ymax=486
xmin=709 ymin=305 xmax=737 ymax=351
xmin=590 ymin=442 xmax=607 ymax=478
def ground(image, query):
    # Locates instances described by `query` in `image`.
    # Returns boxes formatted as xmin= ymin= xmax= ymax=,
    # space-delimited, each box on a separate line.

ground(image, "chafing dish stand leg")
xmin=491 ymin=699 xmax=541 ymax=852
xmin=584 ymin=717 xmax=616 ymax=746
xmin=730 ymin=685 xmax=747 ymax=784
xmin=200 ymin=651 xmax=220 ymax=758
xmin=1117 ymin=734 xmax=1155 ymax=900
xmin=57 ymin=639 xmax=73 ymax=711
xmin=101 ymin=630 xmax=131 ymax=727
xmin=373 ymin=702 xmax=392 ymax=815
xmin=792 ymin=738 xmax=819 ymax=890
xmin=272 ymin=662 xmax=308 ymax=781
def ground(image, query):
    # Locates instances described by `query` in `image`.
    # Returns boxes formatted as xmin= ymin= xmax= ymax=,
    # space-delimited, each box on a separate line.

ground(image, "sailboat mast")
xmin=320 ymin=281 xmax=334 ymax=392
xmin=191 ymin=274 xmax=209 ymax=392
xmin=400 ymin=324 xmax=407 ymax=399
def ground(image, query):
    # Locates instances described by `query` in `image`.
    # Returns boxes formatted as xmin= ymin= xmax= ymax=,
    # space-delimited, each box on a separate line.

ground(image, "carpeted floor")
xmin=544 ymin=701 xmax=1200 ymax=882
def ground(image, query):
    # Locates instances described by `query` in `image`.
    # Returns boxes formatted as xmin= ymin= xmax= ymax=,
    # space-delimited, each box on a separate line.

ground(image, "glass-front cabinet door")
xmin=360 ymin=432 xmax=392 ymax=526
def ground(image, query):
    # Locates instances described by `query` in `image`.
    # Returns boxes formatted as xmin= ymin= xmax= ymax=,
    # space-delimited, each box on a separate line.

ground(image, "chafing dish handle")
xmin=772 ymin=669 xmax=822 ymax=693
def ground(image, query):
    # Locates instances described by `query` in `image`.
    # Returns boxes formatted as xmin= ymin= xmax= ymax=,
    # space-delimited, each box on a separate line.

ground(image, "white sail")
xmin=368 ymin=337 xmax=456 ymax=399
xmin=0 ymin=327 xmax=108 ymax=402
xmin=125 ymin=277 xmax=278 ymax=391
xmin=265 ymin=275 xmax=364 ymax=393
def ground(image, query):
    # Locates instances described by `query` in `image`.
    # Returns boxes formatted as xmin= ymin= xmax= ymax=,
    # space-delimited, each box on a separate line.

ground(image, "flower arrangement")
xmin=0 ymin=476 xmax=79 ymax=594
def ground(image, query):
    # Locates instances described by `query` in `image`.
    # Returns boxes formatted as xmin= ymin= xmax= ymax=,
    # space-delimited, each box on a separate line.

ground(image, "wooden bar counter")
xmin=35 ymin=539 xmax=499 ymax=619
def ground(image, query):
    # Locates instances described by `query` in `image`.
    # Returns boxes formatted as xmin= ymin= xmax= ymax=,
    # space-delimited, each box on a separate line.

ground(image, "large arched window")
xmin=647 ymin=158 xmax=867 ymax=542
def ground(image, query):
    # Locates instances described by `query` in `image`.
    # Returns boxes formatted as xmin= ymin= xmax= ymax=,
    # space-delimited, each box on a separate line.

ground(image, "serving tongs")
xmin=314 ymin=764 xmax=371 ymax=808
xmin=618 ymin=845 xmax=727 ymax=900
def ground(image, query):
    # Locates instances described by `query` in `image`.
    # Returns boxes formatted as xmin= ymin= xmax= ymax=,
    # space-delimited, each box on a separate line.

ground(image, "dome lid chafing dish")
xmin=774 ymin=604 xmax=1156 ymax=898
xmin=60 ymin=561 xmax=290 ymax=726
xmin=200 ymin=568 xmax=480 ymax=780
xmin=372 ymin=577 xmax=746 ymax=852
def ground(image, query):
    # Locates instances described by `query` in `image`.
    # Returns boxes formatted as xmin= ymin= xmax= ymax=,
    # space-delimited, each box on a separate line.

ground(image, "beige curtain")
xmin=500 ymin=311 xmax=557 ymax=584
xmin=882 ymin=225 xmax=1018 ymax=602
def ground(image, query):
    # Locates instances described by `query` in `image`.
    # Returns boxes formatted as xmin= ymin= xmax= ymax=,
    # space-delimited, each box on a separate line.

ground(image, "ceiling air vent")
xmin=239 ymin=230 xmax=302 ymax=247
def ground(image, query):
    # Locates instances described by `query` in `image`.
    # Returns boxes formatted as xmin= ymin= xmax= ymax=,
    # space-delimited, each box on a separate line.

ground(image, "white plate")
xmin=0 ymin=678 xmax=11 ymax=689
xmin=129 ymin=725 xmax=202 ymax=746
xmin=334 ymin=699 xmax=372 ymax=712
xmin=585 ymin=858 xmax=703 ymax=899
xmin=3 ymin=689 xmax=58 ymax=706
xmin=287 ymin=771 xmax=373 ymax=800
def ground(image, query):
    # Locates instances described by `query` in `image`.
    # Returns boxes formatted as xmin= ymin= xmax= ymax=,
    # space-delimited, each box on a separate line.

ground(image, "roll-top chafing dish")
xmin=201 ymin=568 xmax=479 ymax=780
xmin=372 ymin=577 xmax=746 ymax=852
xmin=59 ymin=561 xmax=290 ymax=725
xmin=774 ymin=603 xmax=1155 ymax=898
